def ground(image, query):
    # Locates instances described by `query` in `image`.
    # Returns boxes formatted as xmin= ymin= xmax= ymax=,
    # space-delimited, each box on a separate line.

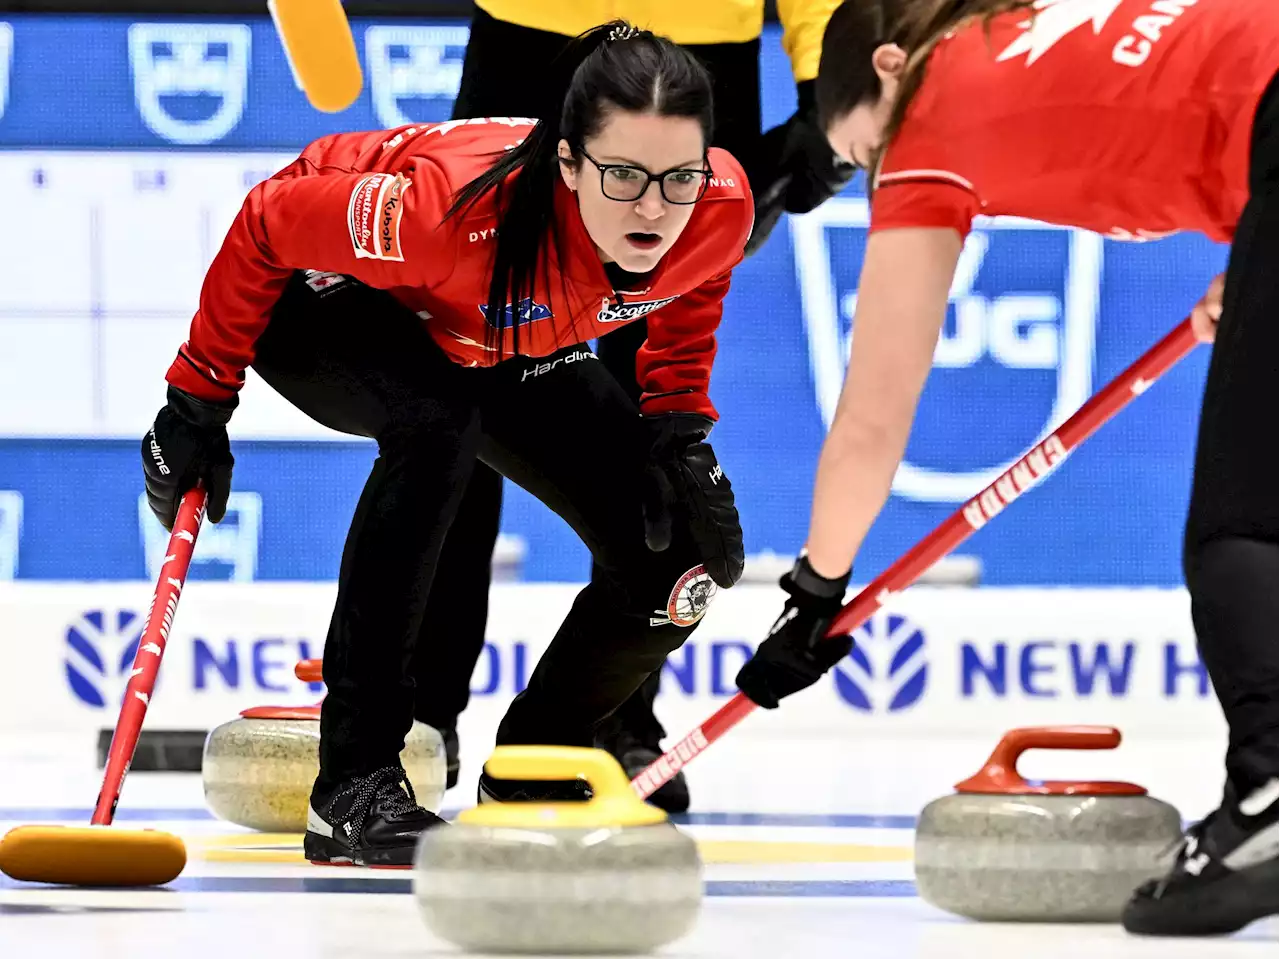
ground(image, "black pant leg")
xmin=251 ymin=276 xmax=483 ymax=792
xmin=411 ymin=462 xmax=503 ymax=731
xmin=477 ymin=348 xmax=716 ymax=746
xmin=688 ymin=38 xmax=764 ymax=170
xmin=590 ymin=317 xmax=647 ymax=584
xmin=1183 ymin=77 xmax=1278 ymax=797
xmin=592 ymin=324 xmax=675 ymax=746
xmin=592 ymin=323 xmax=665 ymax=743
xmin=452 ymin=8 xmax=573 ymax=122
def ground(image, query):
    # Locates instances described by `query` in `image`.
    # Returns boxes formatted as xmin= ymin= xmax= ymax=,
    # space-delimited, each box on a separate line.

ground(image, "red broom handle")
xmin=91 ymin=487 xmax=207 ymax=825
xmin=632 ymin=319 xmax=1200 ymax=799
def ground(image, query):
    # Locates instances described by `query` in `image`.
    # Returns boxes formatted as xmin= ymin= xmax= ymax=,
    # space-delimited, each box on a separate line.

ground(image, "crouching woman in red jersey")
xmin=731 ymin=0 xmax=1278 ymax=937
xmin=139 ymin=22 xmax=752 ymax=865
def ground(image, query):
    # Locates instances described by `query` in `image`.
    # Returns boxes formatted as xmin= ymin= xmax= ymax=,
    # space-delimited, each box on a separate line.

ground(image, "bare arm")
xmin=803 ymin=227 xmax=963 ymax=578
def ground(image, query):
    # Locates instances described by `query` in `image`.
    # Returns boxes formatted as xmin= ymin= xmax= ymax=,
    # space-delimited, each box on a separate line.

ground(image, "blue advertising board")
xmin=0 ymin=14 xmax=805 ymax=147
xmin=0 ymin=15 xmax=1227 ymax=585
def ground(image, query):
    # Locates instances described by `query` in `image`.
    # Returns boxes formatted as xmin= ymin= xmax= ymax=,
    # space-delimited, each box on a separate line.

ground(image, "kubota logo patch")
xmin=348 ymin=172 xmax=410 ymax=261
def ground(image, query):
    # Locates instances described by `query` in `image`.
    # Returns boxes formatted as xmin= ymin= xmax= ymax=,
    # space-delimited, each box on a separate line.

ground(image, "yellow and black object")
xmin=474 ymin=0 xmax=839 ymax=84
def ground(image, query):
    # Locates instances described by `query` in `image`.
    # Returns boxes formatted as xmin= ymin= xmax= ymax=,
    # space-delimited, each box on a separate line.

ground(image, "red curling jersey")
xmin=870 ymin=0 xmax=1278 ymax=243
xmin=166 ymin=118 xmax=754 ymax=419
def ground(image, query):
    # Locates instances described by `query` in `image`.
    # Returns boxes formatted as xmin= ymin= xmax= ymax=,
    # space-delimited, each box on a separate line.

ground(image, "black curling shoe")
xmin=305 ymin=766 xmax=447 ymax=867
xmin=1123 ymin=778 xmax=1279 ymax=936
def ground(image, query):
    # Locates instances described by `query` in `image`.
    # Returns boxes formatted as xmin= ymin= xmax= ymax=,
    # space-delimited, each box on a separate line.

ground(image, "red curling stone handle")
xmin=954 ymin=725 xmax=1147 ymax=796
xmin=240 ymin=658 xmax=325 ymax=719
xmin=295 ymin=659 xmax=323 ymax=684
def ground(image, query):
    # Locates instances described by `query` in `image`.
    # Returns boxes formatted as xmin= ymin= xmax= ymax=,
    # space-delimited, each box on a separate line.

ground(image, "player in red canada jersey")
xmin=139 ymin=22 xmax=751 ymax=867
xmin=732 ymin=0 xmax=1277 ymax=936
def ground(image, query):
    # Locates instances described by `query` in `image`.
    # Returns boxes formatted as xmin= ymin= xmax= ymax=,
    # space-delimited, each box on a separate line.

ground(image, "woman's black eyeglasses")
xmin=574 ymin=148 xmax=712 ymax=205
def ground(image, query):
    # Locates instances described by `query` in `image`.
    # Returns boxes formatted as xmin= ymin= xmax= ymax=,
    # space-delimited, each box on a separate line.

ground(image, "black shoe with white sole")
xmin=1123 ymin=778 xmax=1279 ymax=936
xmin=304 ymin=766 xmax=447 ymax=867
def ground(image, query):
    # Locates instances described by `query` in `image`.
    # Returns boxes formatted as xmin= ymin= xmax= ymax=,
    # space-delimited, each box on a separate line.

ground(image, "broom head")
xmin=0 ymin=825 xmax=186 ymax=886
xmin=268 ymin=0 xmax=363 ymax=112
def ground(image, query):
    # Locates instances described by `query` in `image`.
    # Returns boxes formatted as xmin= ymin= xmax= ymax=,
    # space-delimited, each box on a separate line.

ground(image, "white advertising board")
xmin=0 ymin=583 xmax=1223 ymax=749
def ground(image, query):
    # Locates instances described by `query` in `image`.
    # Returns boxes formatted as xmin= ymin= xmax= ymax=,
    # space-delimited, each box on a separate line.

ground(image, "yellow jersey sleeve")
xmin=775 ymin=0 xmax=843 ymax=81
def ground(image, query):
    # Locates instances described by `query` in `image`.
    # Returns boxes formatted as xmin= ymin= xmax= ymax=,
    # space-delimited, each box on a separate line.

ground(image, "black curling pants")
xmin=410 ymin=6 xmax=765 ymax=744
xmin=251 ymin=275 xmax=710 ymax=791
xmin=1183 ymin=75 xmax=1278 ymax=799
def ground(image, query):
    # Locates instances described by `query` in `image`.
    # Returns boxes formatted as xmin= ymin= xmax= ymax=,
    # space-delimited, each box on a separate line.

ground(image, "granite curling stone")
xmin=915 ymin=725 xmax=1183 ymax=922
xmin=415 ymin=746 xmax=702 ymax=954
xmin=202 ymin=660 xmax=446 ymax=832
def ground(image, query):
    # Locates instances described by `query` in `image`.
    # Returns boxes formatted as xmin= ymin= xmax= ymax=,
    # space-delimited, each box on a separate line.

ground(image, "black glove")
xmin=735 ymin=554 xmax=853 ymax=709
xmin=141 ymin=385 xmax=237 ymax=531
xmin=742 ymin=80 xmax=858 ymax=257
xmin=640 ymin=412 xmax=745 ymax=589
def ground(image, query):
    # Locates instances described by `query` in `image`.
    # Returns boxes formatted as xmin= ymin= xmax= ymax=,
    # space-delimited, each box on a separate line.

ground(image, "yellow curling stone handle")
xmin=458 ymin=746 xmax=667 ymax=829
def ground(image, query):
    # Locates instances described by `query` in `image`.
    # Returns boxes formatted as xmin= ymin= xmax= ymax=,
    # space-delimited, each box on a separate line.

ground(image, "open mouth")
xmin=625 ymin=232 xmax=663 ymax=250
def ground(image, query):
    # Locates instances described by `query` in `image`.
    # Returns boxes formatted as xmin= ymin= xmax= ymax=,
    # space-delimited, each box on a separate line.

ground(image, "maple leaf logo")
xmin=996 ymin=0 xmax=1126 ymax=66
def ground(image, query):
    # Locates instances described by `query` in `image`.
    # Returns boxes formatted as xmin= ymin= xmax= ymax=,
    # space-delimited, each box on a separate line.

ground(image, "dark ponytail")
xmin=445 ymin=20 xmax=714 ymax=358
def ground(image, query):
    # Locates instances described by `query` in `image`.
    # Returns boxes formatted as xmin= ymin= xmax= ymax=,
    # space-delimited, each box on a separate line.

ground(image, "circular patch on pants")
xmin=666 ymin=565 xmax=718 ymax=627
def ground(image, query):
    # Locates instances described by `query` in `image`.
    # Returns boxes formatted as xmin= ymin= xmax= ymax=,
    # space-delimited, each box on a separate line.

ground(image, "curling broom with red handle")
xmin=0 ymin=486 xmax=207 ymax=886
xmin=632 ymin=318 xmax=1201 ymax=800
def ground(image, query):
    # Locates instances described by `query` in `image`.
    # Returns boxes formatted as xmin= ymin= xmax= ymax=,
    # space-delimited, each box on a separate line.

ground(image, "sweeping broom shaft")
xmin=632 ymin=318 xmax=1200 ymax=799
xmin=91 ymin=487 xmax=207 ymax=826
